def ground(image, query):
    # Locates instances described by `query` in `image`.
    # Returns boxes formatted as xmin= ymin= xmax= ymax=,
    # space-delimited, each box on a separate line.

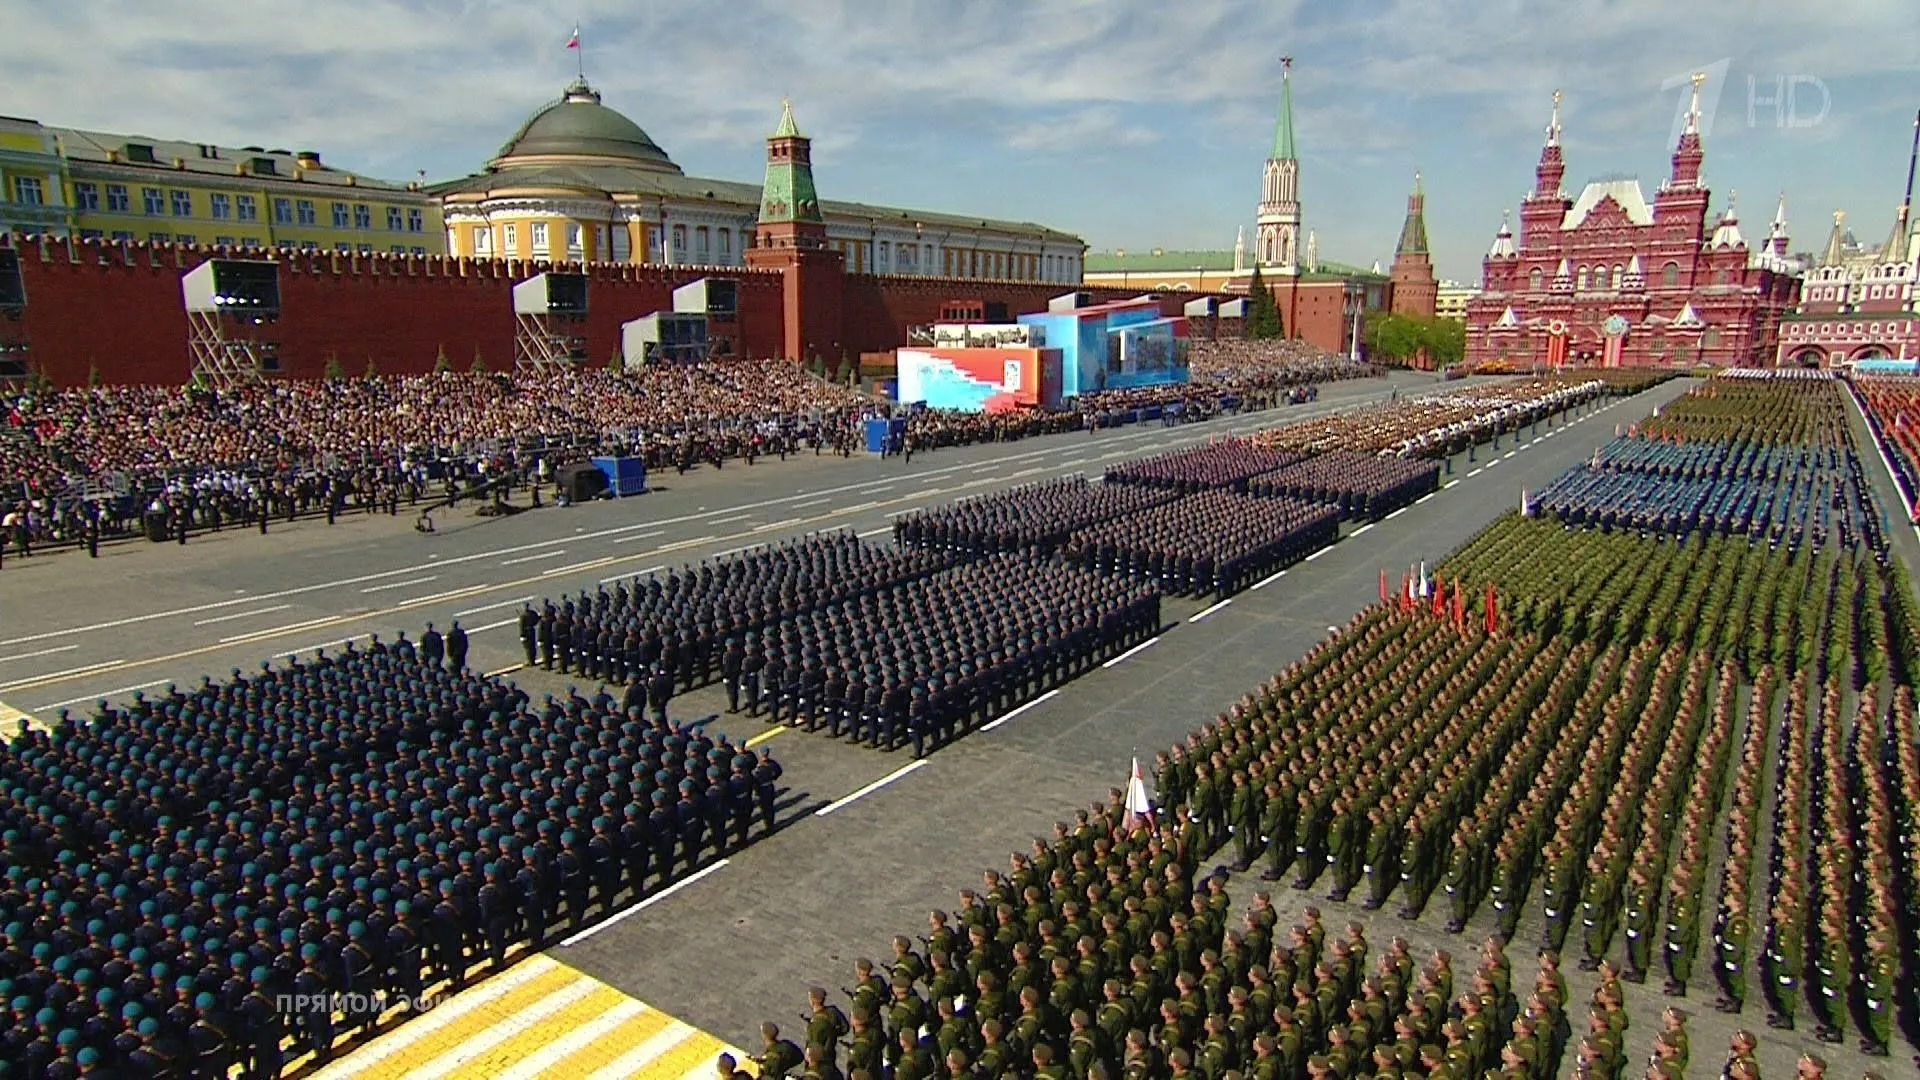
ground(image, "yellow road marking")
xmin=744 ymin=726 xmax=786 ymax=748
xmin=530 ymin=1004 xmax=679 ymax=1079
xmin=0 ymin=699 xmax=47 ymax=740
xmin=335 ymin=962 xmax=580 ymax=1078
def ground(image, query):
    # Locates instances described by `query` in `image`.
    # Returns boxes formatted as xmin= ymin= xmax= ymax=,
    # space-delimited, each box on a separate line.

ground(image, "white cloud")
xmin=1004 ymin=108 xmax=1160 ymax=153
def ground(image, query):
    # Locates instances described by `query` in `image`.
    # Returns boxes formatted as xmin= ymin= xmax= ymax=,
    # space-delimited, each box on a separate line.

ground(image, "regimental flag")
xmin=1431 ymin=576 xmax=1447 ymax=616
xmin=1417 ymin=561 xmax=1430 ymax=599
xmin=566 ymin=26 xmax=581 ymax=49
xmin=1124 ymin=757 xmax=1155 ymax=830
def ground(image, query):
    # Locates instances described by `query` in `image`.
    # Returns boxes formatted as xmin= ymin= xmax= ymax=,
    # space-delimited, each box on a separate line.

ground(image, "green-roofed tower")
xmin=1255 ymin=58 xmax=1302 ymax=275
xmin=1271 ymin=62 xmax=1297 ymax=159
xmin=758 ymin=97 xmax=825 ymax=235
xmin=1389 ymin=171 xmax=1438 ymax=317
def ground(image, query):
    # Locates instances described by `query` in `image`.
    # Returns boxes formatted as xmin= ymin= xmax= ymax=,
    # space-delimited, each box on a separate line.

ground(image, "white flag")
xmin=1124 ymin=757 xmax=1155 ymax=825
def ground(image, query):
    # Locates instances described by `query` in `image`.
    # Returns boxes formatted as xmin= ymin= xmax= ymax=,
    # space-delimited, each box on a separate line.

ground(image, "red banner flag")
xmin=1432 ymin=577 xmax=1447 ymax=616
xmin=1380 ymin=568 xmax=1389 ymax=604
xmin=1485 ymin=583 xmax=1498 ymax=635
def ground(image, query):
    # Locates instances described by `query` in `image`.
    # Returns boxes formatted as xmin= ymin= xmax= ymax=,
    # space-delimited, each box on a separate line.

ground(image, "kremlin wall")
xmin=2 ymin=235 xmax=1224 ymax=386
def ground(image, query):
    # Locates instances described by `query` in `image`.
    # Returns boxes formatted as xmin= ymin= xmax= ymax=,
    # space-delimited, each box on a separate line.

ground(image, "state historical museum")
xmin=1465 ymin=77 xmax=1801 ymax=368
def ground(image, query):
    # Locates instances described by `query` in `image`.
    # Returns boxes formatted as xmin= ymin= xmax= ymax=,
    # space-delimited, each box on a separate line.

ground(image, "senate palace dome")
xmin=490 ymin=78 xmax=681 ymax=174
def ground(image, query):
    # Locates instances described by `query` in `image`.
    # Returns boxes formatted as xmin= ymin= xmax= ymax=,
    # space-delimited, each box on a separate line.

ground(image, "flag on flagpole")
xmin=566 ymin=25 xmax=581 ymax=49
xmin=1124 ymin=757 xmax=1155 ymax=830
xmin=1485 ymin=583 xmax=1498 ymax=635
xmin=1417 ymin=561 xmax=1429 ymax=598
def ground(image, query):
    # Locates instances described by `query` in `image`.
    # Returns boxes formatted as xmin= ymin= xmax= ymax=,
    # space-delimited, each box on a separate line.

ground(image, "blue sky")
xmin=3 ymin=0 xmax=1916 ymax=283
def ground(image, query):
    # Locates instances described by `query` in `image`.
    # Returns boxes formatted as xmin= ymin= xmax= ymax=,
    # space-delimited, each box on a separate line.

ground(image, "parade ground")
xmin=2 ymin=370 xmax=1907 ymax=1080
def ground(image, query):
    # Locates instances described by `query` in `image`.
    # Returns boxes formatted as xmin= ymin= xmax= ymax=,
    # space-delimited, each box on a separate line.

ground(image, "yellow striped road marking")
xmin=306 ymin=956 xmax=568 ymax=1079
xmin=309 ymin=954 xmax=752 ymax=1080
xmin=0 ymin=699 xmax=47 ymax=740
xmin=525 ymin=1002 xmax=674 ymax=1078
xmin=405 ymin=975 xmax=605 ymax=1080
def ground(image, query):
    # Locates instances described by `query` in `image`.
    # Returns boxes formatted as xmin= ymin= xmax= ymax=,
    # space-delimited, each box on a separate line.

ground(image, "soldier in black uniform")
xmin=447 ymin=619 xmax=469 ymax=671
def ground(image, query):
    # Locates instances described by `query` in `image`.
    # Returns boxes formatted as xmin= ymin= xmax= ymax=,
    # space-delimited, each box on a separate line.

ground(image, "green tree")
xmin=364 ymin=357 xmax=379 ymax=379
xmin=323 ymin=355 xmax=346 ymax=381
xmin=471 ymin=347 xmax=486 ymax=374
xmin=1244 ymin=265 xmax=1284 ymax=339
xmin=1364 ymin=314 xmax=1423 ymax=364
xmin=1426 ymin=317 xmax=1466 ymax=367
xmin=433 ymin=346 xmax=452 ymax=374
xmin=87 ymin=362 xmax=102 ymax=388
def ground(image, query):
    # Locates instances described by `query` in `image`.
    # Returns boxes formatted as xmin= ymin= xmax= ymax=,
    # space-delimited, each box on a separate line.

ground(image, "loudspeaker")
xmin=0 ymin=250 xmax=23 ymax=310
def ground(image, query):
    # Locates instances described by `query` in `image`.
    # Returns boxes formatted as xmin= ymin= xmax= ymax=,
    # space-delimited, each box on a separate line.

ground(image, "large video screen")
xmin=1103 ymin=321 xmax=1191 ymax=390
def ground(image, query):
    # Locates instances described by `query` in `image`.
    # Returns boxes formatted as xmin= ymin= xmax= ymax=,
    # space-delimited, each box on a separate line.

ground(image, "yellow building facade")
xmin=0 ymin=117 xmax=70 ymax=237
xmin=433 ymin=81 xmax=1084 ymax=282
xmin=0 ymin=117 xmax=445 ymax=254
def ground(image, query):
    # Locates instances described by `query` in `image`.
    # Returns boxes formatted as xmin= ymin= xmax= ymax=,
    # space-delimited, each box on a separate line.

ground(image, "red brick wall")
xmin=9 ymin=236 xmax=786 ymax=385
xmin=1264 ymin=280 xmax=1353 ymax=355
xmin=7 ymin=233 xmax=1219 ymax=386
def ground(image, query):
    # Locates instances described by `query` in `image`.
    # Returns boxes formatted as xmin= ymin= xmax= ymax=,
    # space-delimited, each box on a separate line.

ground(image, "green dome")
xmin=493 ymin=79 xmax=680 ymax=173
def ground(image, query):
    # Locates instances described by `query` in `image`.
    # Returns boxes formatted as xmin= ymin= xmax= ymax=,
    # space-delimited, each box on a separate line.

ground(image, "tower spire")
xmin=1534 ymin=90 xmax=1566 ymax=197
xmin=1272 ymin=57 xmax=1297 ymax=160
xmin=1821 ymin=209 xmax=1847 ymax=267
xmin=1668 ymin=73 xmax=1707 ymax=187
xmin=1682 ymin=72 xmax=1704 ymax=136
xmin=1395 ymin=171 xmax=1429 ymax=256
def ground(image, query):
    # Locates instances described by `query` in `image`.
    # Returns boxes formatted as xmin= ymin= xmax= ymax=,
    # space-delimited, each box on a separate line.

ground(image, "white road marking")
xmin=1386 ymin=506 xmax=1409 ymax=519
xmin=1467 ymin=468 xmax=1484 ymax=478
xmin=753 ymin=517 xmax=804 ymax=531
xmin=189 ymin=604 xmax=297 ymax=628
xmin=467 ymin=617 xmax=518 ymax=634
xmin=857 ymin=527 xmax=893 ymax=538
xmin=1188 ymin=599 xmax=1233 ymax=623
xmin=815 ymin=760 xmax=929 ymax=817
xmin=500 ymin=550 xmax=567 ymax=566
xmin=452 ymin=595 xmax=536 ymax=618
xmin=792 ymin=498 xmax=831 ymax=509
xmin=1251 ymin=568 xmax=1288 ymax=591
xmin=0 ymin=645 xmax=80 ymax=664
xmin=360 ymin=575 xmax=438 ymax=593
xmin=541 ymin=557 xmax=617 ymax=577
xmin=708 ymin=514 xmax=750 ymax=525
xmin=1102 ymin=637 xmax=1159 ymax=669
xmin=559 ymin=859 xmax=732 ymax=946
xmin=394 ymin=585 xmax=490 ymax=608
xmin=218 ymin=616 xmax=336 ymax=644
xmin=610 ymin=529 xmax=664 ymax=545
xmin=1353 ymin=524 xmax=1375 ymax=535
xmin=982 ymin=689 xmax=1061 ymax=732
xmin=1486 ymin=458 xmax=1501 ymax=468
xmin=598 ymin=565 xmax=665 ymax=585
xmin=35 ymin=679 xmax=172 ymax=711
xmin=273 ymin=633 xmax=370 ymax=659
xmin=1303 ymin=547 xmax=1330 ymax=562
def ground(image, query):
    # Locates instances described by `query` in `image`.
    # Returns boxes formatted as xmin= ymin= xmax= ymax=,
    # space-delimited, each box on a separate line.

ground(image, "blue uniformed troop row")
xmin=1532 ymin=437 xmax=1883 ymax=551
xmin=514 ymin=532 xmax=960 ymax=690
xmin=0 ymin=640 xmax=782 ymax=1078
xmin=892 ymin=479 xmax=1178 ymax=558
xmin=1245 ymin=453 xmax=1443 ymax=524
xmin=1103 ymin=441 xmax=1306 ymax=495
xmin=1063 ymin=492 xmax=1340 ymax=601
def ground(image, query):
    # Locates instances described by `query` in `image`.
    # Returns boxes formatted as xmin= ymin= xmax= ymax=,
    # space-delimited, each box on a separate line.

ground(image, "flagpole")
xmin=576 ymin=23 xmax=584 ymax=80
